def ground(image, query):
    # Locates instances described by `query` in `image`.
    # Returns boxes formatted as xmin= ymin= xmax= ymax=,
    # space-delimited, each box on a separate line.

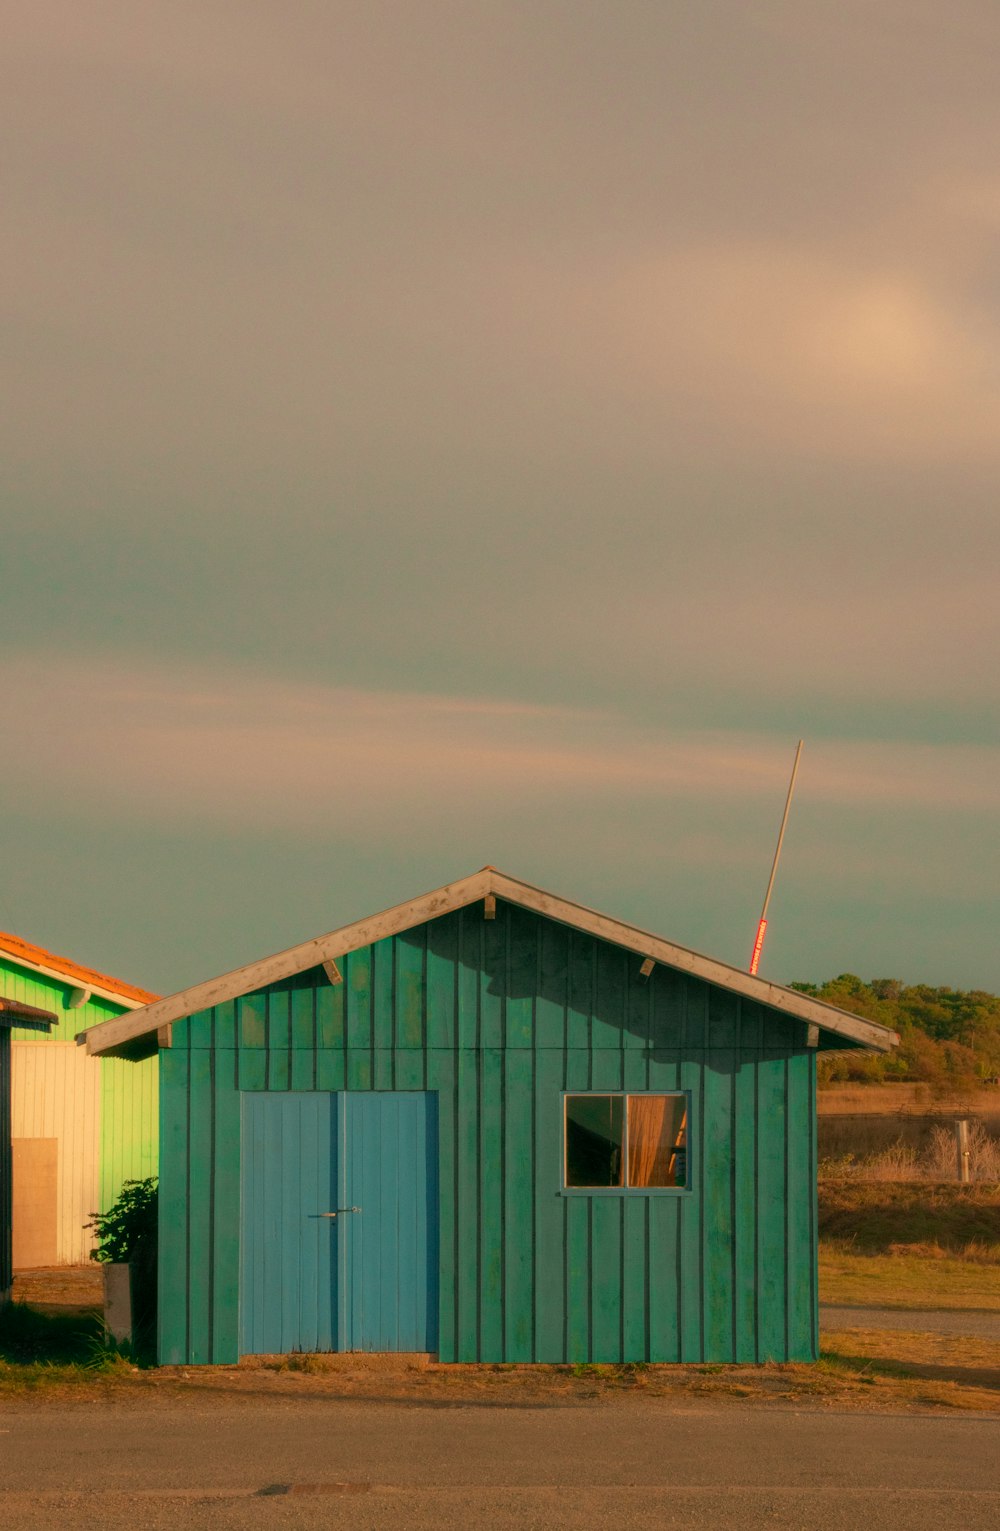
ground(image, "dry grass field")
xmin=818 ymin=1085 xmax=1000 ymax=1117
xmin=819 ymin=1247 xmax=1000 ymax=1309
xmin=818 ymin=1179 xmax=1000 ymax=1252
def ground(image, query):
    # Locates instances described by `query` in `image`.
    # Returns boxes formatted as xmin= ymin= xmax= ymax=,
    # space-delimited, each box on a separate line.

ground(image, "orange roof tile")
xmin=0 ymin=931 xmax=158 ymax=1006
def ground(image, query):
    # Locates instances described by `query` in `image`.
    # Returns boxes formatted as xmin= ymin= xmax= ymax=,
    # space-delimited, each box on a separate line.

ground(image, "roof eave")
xmin=84 ymin=868 xmax=899 ymax=1057
xmin=0 ymin=997 xmax=57 ymax=1031
xmin=0 ymin=947 xmax=149 ymax=1010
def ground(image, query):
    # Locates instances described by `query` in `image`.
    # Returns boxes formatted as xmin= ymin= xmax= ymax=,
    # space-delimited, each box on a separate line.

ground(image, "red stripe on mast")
xmin=749 ymin=918 xmax=768 ymax=976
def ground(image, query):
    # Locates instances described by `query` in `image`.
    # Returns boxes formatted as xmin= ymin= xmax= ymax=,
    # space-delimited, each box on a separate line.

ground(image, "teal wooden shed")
xmin=84 ymin=869 xmax=896 ymax=1367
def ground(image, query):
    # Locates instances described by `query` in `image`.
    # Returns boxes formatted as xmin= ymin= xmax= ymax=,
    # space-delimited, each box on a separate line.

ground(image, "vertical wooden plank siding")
xmin=10 ymin=1041 xmax=101 ymax=1263
xmin=0 ymin=1029 xmax=11 ymax=1295
xmin=755 ymin=1055 xmax=788 ymax=1361
xmin=455 ymin=1040 xmax=479 ymax=1358
xmin=733 ymin=1053 xmax=759 ymax=1362
xmin=786 ymin=1050 xmax=818 ymax=1360
xmin=158 ymin=902 xmax=820 ymax=1366
xmin=478 ymin=1047 xmax=503 ymax=1360
xmin=100 ymin=1055 xmax=159 ymax=1213
xmin=240 ymin=1092 xmax=337 ymax=1355
xmin=427 ymin=1049 xmax=457 ymax=1355
xmin=157 ymin=1048 xmax=190 ymax=1365
xmin=212 ymin=1051 xmax=241 ymax=1362
xmin=532 ymin=1046 xmax=565 ymax=1361
xmin=343 ymin=1092 xmax=438 ymax=1352
xmin=2 ymin=960 xmax=158 ymax=1264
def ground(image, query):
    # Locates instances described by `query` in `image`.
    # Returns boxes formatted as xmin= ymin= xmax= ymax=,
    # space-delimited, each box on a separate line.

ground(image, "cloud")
xmin=7 ymin=4 xmax=1000 ymax=488
xmin=3 ymin=5 xmax=999 ymax=757
xmin=496 ymin=237 xmax=1000 ymax=468
xmin=4 ymin=654 xmax=997 ymax=846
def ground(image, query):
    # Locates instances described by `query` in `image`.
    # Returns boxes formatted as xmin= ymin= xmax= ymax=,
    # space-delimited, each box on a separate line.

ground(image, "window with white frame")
xmin=563 ymin=1093 xmax=688 ymax=1189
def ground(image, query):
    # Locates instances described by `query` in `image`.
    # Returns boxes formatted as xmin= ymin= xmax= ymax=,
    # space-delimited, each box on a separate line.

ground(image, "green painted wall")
xmin=1 ymin=958 xmax=123 ymax=1042
xmin=1 ymin=957 xmax=158 ymax=1216
xmin=99 ymin=1055 xmax=159 ymax=1210
xmin=158 ymin=900 xmax=820 ymax=1366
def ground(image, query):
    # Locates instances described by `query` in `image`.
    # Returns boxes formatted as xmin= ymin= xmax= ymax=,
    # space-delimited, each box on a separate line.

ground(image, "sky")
xmin=4 ymin=1 xmax=999 ymax=996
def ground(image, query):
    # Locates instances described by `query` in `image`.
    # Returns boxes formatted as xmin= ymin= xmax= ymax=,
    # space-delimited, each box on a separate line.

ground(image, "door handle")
xmin=320 ymin=1207 xmax=361 ymax=1218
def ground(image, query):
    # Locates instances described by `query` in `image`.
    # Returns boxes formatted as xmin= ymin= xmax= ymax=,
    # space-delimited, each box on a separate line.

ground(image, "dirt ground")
xmin=7 ymin=1261 xmax=999 ymax=1415
xmin=9 ymin=1266 xmax=102 ymax=1312
xmin=3 ymin=1342 xmax=999 ymax=1416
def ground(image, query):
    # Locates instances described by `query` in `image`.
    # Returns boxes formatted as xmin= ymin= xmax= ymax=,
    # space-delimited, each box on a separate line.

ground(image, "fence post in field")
xmin=955 ymin=1119 xmax=971 ymax=1183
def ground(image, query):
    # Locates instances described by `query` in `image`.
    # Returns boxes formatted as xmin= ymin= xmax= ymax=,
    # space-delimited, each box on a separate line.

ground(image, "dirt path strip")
xmin=821 ymin=1305 xmax=1000 ymax=1339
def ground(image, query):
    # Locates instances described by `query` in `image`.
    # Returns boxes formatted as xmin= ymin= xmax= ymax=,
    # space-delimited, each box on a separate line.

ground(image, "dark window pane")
xmin=626 ymin=1095 xmax=687 ymax=1187
xmin=565 ymin=1095 xmax=624 ymax=1187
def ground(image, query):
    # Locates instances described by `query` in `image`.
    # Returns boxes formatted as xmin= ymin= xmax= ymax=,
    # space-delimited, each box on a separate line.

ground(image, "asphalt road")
xmin=821 ymin=1304 xmax=1000 ymax=1338
xmin=2 ymin=1397 xmax=998 ymax=1530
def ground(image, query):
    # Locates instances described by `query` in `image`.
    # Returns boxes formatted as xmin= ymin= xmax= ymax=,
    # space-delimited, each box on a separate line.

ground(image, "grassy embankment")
xmin=819 ymin=1180 xmax=1000 ymax=1308
xmin=815 ymin=1178 xmax=1000 ymax=1410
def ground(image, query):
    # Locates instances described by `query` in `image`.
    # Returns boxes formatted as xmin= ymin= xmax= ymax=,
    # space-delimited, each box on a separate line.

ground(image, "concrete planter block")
xmin=103 ymin=1262 xmax=132 ymax=1344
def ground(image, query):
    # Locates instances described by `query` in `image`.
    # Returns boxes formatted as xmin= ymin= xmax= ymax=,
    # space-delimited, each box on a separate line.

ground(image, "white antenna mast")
xmin=749 ymin=739 xmax=804 ymax=976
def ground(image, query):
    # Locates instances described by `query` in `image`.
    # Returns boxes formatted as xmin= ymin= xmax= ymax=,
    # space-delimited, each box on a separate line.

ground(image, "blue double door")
xmin=240 ymin=1091 xmax=439 ymax=1355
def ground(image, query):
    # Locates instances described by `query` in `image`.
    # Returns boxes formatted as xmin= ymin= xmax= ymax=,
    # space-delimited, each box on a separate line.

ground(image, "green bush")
xmin=86 ymin=1178 xmax=158 ymax=1363
xmin=87 ymin=1177 xmax=157 ymax=1265
xmin=791 ymin=976 xmax=1000 ymax=1086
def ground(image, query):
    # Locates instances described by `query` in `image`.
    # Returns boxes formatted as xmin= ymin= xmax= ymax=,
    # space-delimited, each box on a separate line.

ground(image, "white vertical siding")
xmin=11 ymin=1042 xmax=101 ymax=1264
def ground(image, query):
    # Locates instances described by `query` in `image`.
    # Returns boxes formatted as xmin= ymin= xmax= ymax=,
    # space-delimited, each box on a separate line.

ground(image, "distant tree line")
xmin=788 ymin=975 xmax=1000 ymax=1088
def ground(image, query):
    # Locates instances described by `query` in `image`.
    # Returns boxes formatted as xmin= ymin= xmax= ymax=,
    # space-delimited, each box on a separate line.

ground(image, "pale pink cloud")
xmin=3 ymin=655 xmax=997 ymax=840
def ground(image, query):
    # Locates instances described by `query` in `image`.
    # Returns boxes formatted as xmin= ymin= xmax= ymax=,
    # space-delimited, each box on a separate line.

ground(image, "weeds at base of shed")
xmin=569 ymin=1362 xmax=647 ymax=1381
xmin=211 ymin=1352 xmax=1000 ymax=1412
xmin=0 ymin=1302 xmax=140 ymax=1369
xmin=0 ymin=1339 xmax=997 ymax=1414
xmin=0 ymin=1357 xmax=137 ymax=1394
xmin=0 ymin=1302 xmax=143 ymax=1392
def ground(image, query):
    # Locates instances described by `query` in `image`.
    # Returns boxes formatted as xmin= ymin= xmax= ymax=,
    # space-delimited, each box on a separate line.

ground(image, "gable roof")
xmin=0 ymin=931 xmax=157 ymax=1010
xmin=83 ymin=867 xmax=899 ymax=1058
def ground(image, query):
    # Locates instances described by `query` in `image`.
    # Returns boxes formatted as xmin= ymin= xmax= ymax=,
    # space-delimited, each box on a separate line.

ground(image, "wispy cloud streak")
xmin=4 ymin=654 xmax=997 ymax=836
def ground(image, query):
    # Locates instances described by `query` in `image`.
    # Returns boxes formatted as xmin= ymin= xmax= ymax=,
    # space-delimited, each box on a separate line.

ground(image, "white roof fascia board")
xmin=489 ymin=872 xmax=896 ymax=1052
xmin=1 ymin=949 xmax=145 ymax=1010
xmin=85 ymin=867 xmax=897 ymax=1057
